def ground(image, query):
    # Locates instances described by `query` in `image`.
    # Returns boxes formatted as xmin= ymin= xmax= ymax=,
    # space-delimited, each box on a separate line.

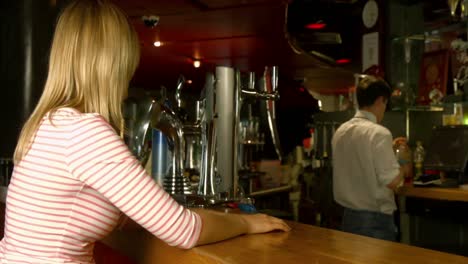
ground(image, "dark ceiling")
xmin=112 ymin=0 xmax=362 ymax=93
xmin=111 ymin=0 xmax=459 ymax=95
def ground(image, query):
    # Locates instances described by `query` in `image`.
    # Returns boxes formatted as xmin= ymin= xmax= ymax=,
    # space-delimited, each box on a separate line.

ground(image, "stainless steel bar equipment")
xmin=151 ymin=98 xmax=192 ymax=195
xmin=125 ymin=97 xmax=155 ymax=166
xmin=198 ymin=73 xmax=218 ymax=199
xmin=127 ymin=66 xmax=283 ymax=206
xmin=259 ymin=66 xmax=282 ymax=161
xmin=197 ymin=66 xmax=282 ymax=203
xmin=214 ymin=66 xmax=239 ymax=199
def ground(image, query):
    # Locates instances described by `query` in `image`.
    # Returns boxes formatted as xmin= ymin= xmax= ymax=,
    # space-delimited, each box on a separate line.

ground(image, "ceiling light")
xmin=153 ymin=41 xmax=162 ymax=47
xmin=186 ymin=80 xmax=193 ymax=84
xmin=193 ymin=60 xmax=201 ymax=68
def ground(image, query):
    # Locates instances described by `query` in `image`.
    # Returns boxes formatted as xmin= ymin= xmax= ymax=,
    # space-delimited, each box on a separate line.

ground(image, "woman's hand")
xmin=193 ymin=209 xmax=290 ymax=246
xmin=240 ymin=213 xmax=291 ymax=234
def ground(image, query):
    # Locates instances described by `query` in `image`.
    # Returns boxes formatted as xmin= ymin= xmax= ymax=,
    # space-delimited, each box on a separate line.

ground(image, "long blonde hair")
xmin=14 ymin=0 xmax=140 ymax=163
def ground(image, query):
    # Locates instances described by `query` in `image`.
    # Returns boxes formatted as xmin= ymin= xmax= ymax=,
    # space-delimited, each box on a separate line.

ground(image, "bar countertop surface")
xmin=397 ymin=185 xmax=468 ymax=202
xmin=103 ymin=220 xmax=468 ymax=264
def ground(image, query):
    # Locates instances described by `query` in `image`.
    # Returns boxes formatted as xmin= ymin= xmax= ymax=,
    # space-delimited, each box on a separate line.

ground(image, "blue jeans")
xmin=341 ymin=207 xmax=397 ymax=242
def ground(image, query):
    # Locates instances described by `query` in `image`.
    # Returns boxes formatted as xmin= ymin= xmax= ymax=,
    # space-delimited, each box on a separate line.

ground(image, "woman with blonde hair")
xmin=0 ymin=0 xmax=289 ymax=263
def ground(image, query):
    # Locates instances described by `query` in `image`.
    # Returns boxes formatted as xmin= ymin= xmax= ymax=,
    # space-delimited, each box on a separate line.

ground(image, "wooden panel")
xmin=112 ymin=0 xmax=199 ymax=16
xmin=132 ymin=5 xmax=285 ymax=44
xmin=200 ymin=0 xmax=283 ymax=9
xmin=152 ymin=37 xmax=267 ymax=59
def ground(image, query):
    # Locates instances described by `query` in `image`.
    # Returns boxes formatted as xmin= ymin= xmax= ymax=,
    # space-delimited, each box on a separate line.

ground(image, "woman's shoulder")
xmin=47 ymin=107 xmax=103 ymax=122
xmin=46 ymin=107 xmax=112 ymax=132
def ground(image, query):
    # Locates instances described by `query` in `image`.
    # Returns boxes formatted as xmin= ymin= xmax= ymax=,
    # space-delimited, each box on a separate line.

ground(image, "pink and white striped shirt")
xmin=0 ymin=107 xmax=202 ymax=263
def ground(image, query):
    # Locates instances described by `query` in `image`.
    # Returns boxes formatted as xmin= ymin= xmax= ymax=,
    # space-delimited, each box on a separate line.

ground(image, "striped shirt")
xmin=0 ymin=107 xmax=202 ymax=263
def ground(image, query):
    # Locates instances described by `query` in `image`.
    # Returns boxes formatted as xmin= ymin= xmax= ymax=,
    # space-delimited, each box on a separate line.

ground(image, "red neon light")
xmin=336 ymin=58 xmax=351 ymax=64
xmin=305 ymin=23 xmax=326 ymax=30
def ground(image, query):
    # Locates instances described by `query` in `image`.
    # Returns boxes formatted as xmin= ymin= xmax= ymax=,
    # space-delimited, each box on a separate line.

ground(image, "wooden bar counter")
xmin=397 ymin=185 xmax=468 ymax=202
xmin=396 ymin=185 xmax=468 ymax=249
xmin=102 ymin=220 xmax=468 ymax=264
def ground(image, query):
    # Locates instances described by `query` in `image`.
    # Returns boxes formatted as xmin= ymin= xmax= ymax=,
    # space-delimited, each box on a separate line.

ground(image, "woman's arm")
xmin=117 ymin=208 xmax=291 ymax=246
xmin=191 ymin=209 xmax=291 ymax=246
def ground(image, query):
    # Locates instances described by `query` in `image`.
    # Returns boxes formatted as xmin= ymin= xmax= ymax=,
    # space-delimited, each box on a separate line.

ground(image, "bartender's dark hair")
xmin=356 ymin=75 xmax=392 ymax=108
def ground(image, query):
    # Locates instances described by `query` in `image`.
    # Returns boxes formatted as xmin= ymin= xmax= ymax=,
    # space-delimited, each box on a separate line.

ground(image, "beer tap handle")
xmin=174 ymin=75 xmax=188 ymax=122
xmin=175 ymin=75 xmax=185 ymax=109
xmin=271 ymin=66 xmax=278 ymax=93
xmin=248 ymin=72 xmax=256 ymax=90
xmin=263 ymin=66 xmax=283 ymax=162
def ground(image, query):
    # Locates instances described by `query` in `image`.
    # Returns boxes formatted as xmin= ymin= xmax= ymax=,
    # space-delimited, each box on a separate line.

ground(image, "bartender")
xmin=332 ymin=76 xmax=411 ymax=241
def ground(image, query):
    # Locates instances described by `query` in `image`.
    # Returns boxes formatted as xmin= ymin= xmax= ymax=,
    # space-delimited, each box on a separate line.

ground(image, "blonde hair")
xmin=14 ymin=0 xmax=140 ymax=163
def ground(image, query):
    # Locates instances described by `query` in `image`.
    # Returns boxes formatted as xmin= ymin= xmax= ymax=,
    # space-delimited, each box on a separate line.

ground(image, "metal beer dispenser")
xmin=126 ymin=65 xmax=282 ymax=206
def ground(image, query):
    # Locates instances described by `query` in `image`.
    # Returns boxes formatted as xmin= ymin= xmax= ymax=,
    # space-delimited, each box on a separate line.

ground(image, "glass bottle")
xmin=453 ymin=103 xmax=464 ymax=125
xmin=395 ymin=140 xmax=413 ymax=184
xmin=413 ymin=141 xmax=426 ymax=181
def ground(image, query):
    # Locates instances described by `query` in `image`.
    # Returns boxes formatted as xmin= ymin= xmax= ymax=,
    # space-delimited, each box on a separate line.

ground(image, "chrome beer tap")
xmin=243 ymin=66 xmax=282 ymax=162
xmin=198 ymin=73 xmax=218 ymax=201
xmin=151 ymin=89 xmax=192 ymax=196
xmin=197 ymin=66 xmax=283 ymax=204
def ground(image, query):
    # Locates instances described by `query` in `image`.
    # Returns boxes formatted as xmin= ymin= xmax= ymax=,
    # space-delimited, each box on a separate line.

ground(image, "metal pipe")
xmin=198 ymin=73 xmax=217 ymax=198
xmin=215 ymin=66 xmax=238 ymax=198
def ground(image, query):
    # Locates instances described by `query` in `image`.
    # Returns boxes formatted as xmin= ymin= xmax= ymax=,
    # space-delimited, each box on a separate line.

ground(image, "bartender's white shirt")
xmin=332 ymin=110 xmax=400 ymax=215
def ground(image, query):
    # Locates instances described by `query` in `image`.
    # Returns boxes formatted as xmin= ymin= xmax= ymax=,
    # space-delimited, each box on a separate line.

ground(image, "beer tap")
xmin=174 ymin=74 xmax=188 ymax=122
xmin=241 ymin=69 xmax=280 ymax=101
xmin=197 ymin=66 xmax=283 ymax=205
xmin=242 ymin=66 xmax=282 ymax=162
xmin=151 ymin=87 xmax=192 ymax=196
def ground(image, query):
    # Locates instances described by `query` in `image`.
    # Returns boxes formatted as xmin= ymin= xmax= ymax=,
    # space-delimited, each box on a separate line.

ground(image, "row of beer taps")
xmin=126 ymin=65 xmax=282 ymax=206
